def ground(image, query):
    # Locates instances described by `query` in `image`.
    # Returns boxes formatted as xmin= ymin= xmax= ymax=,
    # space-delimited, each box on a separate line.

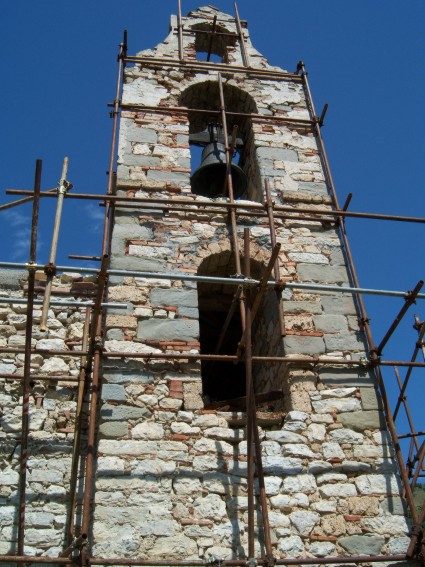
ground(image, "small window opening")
xmin=192 ymin=23 xmax=237 ymax=63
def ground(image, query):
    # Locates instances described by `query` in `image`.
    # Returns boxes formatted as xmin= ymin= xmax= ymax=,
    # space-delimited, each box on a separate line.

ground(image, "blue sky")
xmin=1 ymin=1 xmax=425 ymax=456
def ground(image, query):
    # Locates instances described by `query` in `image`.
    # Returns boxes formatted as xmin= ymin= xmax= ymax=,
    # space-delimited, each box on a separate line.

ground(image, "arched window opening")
xmin=191 ymin=23 xmax=237 ymax=63
xmin=180 ymin=81 xmax=261 ymax=201
xmin=198 ymin=251 xmax=282 ymax=408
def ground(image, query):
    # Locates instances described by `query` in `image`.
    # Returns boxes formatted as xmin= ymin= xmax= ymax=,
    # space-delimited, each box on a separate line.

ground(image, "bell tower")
xmin=99 ymin=4 xmax=413 ymax=563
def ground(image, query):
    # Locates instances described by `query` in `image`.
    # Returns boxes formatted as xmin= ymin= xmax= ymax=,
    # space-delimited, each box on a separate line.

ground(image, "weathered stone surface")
xmin=339 ymin=535 xmax=385 ymax=555
xmin=380 ymin=496 xmax=408 ymax=516
xmin=101 ymin=384 xmax=126 ymax=402
xmin=98 ymin=440 xmax=158 ymax=456
xmin=339 ymin=410 xmax=386 ymax=431
xmin=99 ymin=421 xmax=129 ymax=438
xmin=151 ymin=288 xmax=198 ymax=309
xmin=282 ymin=474 xmax=317 ymax=494
xmin=132 ymin=422 xmax=164 ymax=439
xmin=262 ymin=456 xmax=303 ymax=475
xmin=309 ymin=541 xmax=336 ymax=556
xmin=289 ymin=510 xmax=320 ymax=535
xmin=137 ymin=318 xmax=199 ymax=342
xmin=319 ymin=367 xmax=374 ymax=386
xmin=329 ymin=428 xmax=364 ymax=444
xmin=271 ymin=493 xmax=309 ymax=510
xmin=150 ymin=534 xmax=198 ymax=557
xmin=360 ymin=387 xmax=383 ymax=410
xmin=133 ymin=459 xmax=176 ymax=476
xmin=278 ymin=535 xmax=304 ymax=557
xmin=363 ymin=515 xmax=409 ymax=535
xmin=319 ymin=483 xmax=357 ymax=498
xmin=312 ymin=397 xmax=361 ymax=414
xmin=354 ymin=474 xmax=402 ymax=495
xmin=100 ymin=404 xmax=151 ymax=421
xmin=284 ymin=335 xmax=325 ymax=355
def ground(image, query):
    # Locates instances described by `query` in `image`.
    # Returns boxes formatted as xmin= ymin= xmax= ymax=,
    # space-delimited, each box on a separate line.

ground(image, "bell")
xmin=190 ymin=124 xmax=247 ymax=199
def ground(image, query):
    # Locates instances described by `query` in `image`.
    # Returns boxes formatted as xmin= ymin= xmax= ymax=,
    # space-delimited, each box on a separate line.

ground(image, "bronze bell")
xmin=190 ymin=124 xmax=247 ymax=199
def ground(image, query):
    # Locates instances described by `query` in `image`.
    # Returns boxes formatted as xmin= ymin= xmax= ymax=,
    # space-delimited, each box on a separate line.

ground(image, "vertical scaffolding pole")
xmin=298 ymin=60 xmax=420 ymax=542
xmin=102 ymin=33 xmax=126 ymax=255
xmin=66 ymin=308 xmax=91 ymax=548
xmin=177 ymin=0 xmax=184 ymax=61
xmin=244 ymin=229 xmax=255 ymax=559
xmin=17 ymin=159 xmax=42 ymax=555
xmin=265 ymin=178 xmax=286 ymax=337
xmin=234 ymin=2 xmax=250 ymax=67
xmin=80 ymin=256 xmax=109 ymax=567
xmin=218 ymin=73 xmax=245 ymax=330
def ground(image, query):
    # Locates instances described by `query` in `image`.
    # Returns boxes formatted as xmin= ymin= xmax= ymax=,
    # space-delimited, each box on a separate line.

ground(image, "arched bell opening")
xmin=198 ymin=250 xmax=281 ymax=407
xmin=180 ymin=81 xmax=261 ymax=201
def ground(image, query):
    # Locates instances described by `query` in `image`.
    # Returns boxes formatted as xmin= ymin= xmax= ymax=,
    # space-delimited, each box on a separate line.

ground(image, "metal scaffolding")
xmin=0 ymin=2 xmax=424 ymax=565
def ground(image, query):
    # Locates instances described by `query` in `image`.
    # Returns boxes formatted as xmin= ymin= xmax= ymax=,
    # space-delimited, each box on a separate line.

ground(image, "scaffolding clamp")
xmin=44 ymin=262 xmax=57 ymax=277
xmin=246 ymin=558 xmax=258 ymax=567
xmin=274 ymin=279 xmax=286 ymax=293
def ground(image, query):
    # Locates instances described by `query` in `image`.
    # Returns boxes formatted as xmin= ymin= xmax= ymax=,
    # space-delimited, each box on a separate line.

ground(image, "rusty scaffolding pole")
xmin=1 ymin=6 xmax=424 ymax=565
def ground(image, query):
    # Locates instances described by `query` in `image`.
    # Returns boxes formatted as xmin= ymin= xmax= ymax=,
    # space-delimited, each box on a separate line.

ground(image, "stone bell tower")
xmin=96 ymin=4 xmax=411 ymax=562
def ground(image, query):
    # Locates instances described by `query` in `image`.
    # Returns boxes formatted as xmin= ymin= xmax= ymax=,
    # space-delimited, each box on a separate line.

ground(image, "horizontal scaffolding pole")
xmin=123 ymin=55 xmax=302 ymax=81
xmin=6 ymin=189 xmax=425 ymax=224
xmin=0 ymin=554 xmax=408 ymax=565
xmin=1 ymin=262 xmax=424 ymax=300
xmin=0 ymin=297 xmax=126 ymax=308
xmin=118 ymin=102 xmax=313 ymax=126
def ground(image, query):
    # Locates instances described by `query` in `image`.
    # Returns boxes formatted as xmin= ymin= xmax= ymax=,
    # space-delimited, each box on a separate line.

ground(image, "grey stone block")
xmin=298 ymin=182 xmax=328 ymax=195
xmin=103 ymin=371 xmax=154 ymax=384
xmin=178 ymin=307 xmax=199 ymax=318
xmin=339 ymin=410 xmax=386 ymax=431
xmin=102 ymin=384 xmax=127 ymax=402
xmin=284 ymin=300 xmax=323 ymax=315
xmin=110 ymin=255 xmax=166 ymax=272
xmin=146 ymin=170 xmax=189 ymax=184
xmin=339 ymin=535 xmax=385 ymax=555
xmin=111 ymin=224 xmax=153 ymax=256
xmin=284 ymin=335 xmax=325 ymax=355
xmin=128 ymin=126 xmax=157 ymax=144
xmin=297 ymin=264 xmax=349 ymax=284
xmin=256 ymin=147 xmax=298 ymax=162
xmin=106 ymin=329 xmax=125 ymax=340
xmin=319 ymin=367 xmax=375 ymax=386
xmin=176 ymin=134 xmax=188 ymax=146
xmin=123 ymin=154 xmax=161 ymax=167
xmin=150 ymin=288 xmax=198 ymax=309
xmin=99 ymin=421 xmax=129 ymax=438
xmin=320 ymin=293 xmax=358 ymax=315
xmin=0 ymin=269 xmax=26 ymax=289
xmin=360 ymin=387 xmax=383 ymax=410
xmin=138 ymin=318 xmax=199 ymax=342
xmin=323 ymin=331 xmax=367 ymax=351
xmin=329 ymin=247 xmax=347 ymax=266
xmin=380 ymin=496 xmax=408 ymax=516
xmin=313 ymin=314 xmax=348 ymax=333
xmin=100 ymin=404 xmax=152 ymax=421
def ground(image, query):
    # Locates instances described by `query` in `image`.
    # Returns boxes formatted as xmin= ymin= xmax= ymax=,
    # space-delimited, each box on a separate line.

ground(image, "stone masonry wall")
xmin=0 ymin=5 xmax=413 ymax=564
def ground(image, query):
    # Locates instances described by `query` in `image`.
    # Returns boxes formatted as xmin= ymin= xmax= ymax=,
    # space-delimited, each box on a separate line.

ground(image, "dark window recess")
xmin=198 ymin=252 xmax=281 ymax=407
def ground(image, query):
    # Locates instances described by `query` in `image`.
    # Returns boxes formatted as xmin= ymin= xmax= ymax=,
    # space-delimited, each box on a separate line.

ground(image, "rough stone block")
xmin=100 ymin=403 xmax=151 ymax=421
xmin=98 ymin=421 xmax=129 ymax=438
xmin=0 ymin=269 xmax=26 ymax=289
xmin=380 ymin=496 xmax=408 ymax=516
xmin=137 ymin=318 xmax=199 ymax=342
xmin=284 ymin=335 xmax=325 ymax=355
xmin=297 ymin=263 xmax=349 ymax=284
xmin=339 ymin=535 xmax=385 ymax=555
xmin=319 ymin=367 xmax=375 ymax=386
xmin=313 ymin=314 xmax=348 ymax=333
xmin=360 ymin=387 xmax=383 ymax=410
xmin=101 ymin=384 xmax=126 ymax=402
xmin=323 ymin=331 xmax=367 ymax=351
xmin=339 ymin=410 xmax=386 ymax=431
xmin=151 ymin=288 xmax=198 ymax=309
xmin=110 ymin=254 xmax=166 ymax=273
xmin=298 ymin=182 xmax=328 ymax=194
xmin=257 ymin=146 xmax=298 ymax=162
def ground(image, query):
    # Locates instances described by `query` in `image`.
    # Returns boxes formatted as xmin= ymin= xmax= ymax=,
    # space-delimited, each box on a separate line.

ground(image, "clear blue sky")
xmin=1 ymin=1 xmax=425 ymax=455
